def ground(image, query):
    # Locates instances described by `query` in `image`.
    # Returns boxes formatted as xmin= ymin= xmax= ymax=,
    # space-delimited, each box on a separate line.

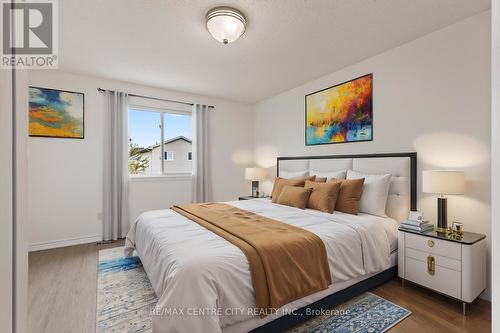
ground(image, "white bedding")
xmin=124 ymin=199 xmax=398 ymax=333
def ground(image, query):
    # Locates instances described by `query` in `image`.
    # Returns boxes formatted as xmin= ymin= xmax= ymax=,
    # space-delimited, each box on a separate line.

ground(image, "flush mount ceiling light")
xmin=206 ymin=6 xmax=246 ymax=45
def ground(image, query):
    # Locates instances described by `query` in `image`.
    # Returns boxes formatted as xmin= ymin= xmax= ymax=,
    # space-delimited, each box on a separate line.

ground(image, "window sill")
xmin=130 ymin=174 xmax=193 ymax=182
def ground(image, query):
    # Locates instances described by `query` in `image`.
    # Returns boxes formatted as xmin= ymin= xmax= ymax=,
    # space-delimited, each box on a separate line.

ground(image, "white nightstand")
xmin=398 ymin=228 xmax=486 ymax=315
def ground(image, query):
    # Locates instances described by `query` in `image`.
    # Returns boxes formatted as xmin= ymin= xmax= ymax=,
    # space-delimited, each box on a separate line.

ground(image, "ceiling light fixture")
xmin=206 ymin=6 xmax=246 ymax=45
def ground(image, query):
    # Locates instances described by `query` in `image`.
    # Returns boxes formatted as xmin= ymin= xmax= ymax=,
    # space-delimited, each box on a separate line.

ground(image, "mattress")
xmin=125 ymin=198 xmax=399 ymax=333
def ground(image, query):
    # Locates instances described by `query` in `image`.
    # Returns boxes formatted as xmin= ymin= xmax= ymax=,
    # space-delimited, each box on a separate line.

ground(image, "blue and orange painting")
xmin=29 ymin=87 xmax=84 ymax=138
xmin=306 ymin=74 xmax=372 ymax=145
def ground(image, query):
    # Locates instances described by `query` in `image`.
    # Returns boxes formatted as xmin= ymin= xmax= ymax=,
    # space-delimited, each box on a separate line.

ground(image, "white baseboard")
xmin=29 ymin=235 xmax=101 ymax=252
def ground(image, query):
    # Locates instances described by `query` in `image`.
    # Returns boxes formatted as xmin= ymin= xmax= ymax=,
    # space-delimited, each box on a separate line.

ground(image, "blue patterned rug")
xmin=288 ymin=293 xmax=411 ymax=333
xmin=97 ymin=247 xmax=410 ymax=333
xmin=96 ymin=247 xmax=157 ymax=333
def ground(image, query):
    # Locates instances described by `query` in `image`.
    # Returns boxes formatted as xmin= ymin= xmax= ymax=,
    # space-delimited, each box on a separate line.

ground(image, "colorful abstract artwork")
xmin=29 ymin=87 xmax=84 ymax=138
xmin=305 ymin=74 xmax=372 ymax=145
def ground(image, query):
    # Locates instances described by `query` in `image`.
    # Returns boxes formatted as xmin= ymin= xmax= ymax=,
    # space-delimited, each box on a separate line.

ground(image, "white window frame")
xmin=165 ymin=151 xmax=174 ymax=161
xmin=128 ymin=104 xmax=192 ymax=179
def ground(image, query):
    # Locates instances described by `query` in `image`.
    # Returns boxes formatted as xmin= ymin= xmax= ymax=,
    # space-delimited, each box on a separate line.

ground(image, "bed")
xmin=125 ymin=152 xmax=417 ymax=333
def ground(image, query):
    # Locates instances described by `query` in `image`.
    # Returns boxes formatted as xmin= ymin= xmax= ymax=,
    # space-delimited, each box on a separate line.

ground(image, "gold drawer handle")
xmin=427 ymin=255 xmax=435 ymax=276
xmin=427 ymin=240 xmax=435 ymax=247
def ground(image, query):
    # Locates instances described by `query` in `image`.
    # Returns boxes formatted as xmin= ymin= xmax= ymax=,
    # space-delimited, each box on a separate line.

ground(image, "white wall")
xmin=253 ymin=12 xmax=491 ymax=299
xmin=129 ymin=176 xmax=193 ymax=225
xmin=28 ymin=70 xmax=253 ymax=251
xmin=491 ymin=0 xmax=499 ymax=330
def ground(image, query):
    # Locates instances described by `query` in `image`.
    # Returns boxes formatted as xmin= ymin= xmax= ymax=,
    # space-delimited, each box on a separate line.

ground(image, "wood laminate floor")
xmin=29 ymin=241 xmax=490 ymax=333
xmin=372 ymin=280 xmax=490 ymax=332
xmin=29 ymin=240 xmax=124 ymax=333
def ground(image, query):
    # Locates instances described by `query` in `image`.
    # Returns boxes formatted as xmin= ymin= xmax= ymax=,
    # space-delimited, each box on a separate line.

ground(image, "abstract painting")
xmin=305 ymin=74 xmax=372 ymax=145
xmin=29 ymin=87 xmax=84 ymax=138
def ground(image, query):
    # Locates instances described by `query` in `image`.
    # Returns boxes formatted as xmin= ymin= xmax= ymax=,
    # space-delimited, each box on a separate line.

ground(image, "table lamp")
xmin=422 ymin=170 xmax=465 ymax=232
xmin=245 ymin=168 xmax=266 ymax=197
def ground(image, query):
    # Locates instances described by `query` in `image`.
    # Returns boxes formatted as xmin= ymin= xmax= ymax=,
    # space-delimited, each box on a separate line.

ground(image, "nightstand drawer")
xmin=406 ymin=233 xmax=461 ymax=260
xmin=406 ymin=256 xmax=461 ymax=299
xmin=406 ymin=248 xmax=461 ymax=271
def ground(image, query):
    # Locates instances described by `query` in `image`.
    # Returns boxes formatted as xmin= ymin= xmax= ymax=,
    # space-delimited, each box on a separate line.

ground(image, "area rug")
xmin=97 ymin=247 xmax=411 ymax=333
xmin=96 ymin=247 xmax=157 ymax=333
xmin=288 ymin=292 xmax=411 ymax=333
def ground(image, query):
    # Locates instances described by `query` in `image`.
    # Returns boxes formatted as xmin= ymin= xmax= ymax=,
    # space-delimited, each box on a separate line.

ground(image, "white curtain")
xmin=192 ymin=104 xmax=212 ymax=202
xmin=103 ymin=91 xmax=129 ymax=240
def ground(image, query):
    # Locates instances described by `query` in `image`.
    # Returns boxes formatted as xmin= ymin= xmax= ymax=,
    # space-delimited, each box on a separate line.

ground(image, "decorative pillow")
xmin=279 ymin=170 xmax=309 ymax=179
xmin=346 ymin=170 xmax=392 ymax=217
xmin=310 ymin=169 xmax=347 ymax=180
xmin=271 ymin=176 xmax=316 ymax=202
xmin=304 ymin=180 xmax=341 ymax=213
xmin=330 ymin=178 xmax=365 ymax=215
xmin=314 ymin=177 xmax=327 ymax=183
xmin=276 ymin=186 xmax=313 ymax=209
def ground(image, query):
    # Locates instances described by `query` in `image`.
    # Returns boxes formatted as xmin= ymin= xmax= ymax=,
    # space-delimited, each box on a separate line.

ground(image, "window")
xmin=187 ymin=152 xmax=192 ymax=160
xmin=165 ymin=151 xmax=174 ymax=161
xmin=128 ymin=107 xmax=192 ymax=175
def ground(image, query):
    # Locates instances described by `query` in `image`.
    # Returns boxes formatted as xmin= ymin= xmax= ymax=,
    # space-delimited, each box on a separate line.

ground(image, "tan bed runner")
xmin=172 ymin=202 xmax=331 ymax=312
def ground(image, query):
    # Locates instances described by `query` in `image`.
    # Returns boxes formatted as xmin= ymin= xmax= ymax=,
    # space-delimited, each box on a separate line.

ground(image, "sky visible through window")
xmin=128 ymin=108 xmax=192 ymax=148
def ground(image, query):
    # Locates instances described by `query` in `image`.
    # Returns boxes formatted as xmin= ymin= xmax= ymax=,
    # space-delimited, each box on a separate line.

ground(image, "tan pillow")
xmin=276 ymin=186 xmax=313 ymax=209
xmin=330 ymin=178 xmax=365 ymax=215
xmin=271 ymin=175 xmax=316 ymax=202
xmin=304 ymin=180 xmax=341 ymax=213
xmin=315 ymin=177 xmax=327 ymax=183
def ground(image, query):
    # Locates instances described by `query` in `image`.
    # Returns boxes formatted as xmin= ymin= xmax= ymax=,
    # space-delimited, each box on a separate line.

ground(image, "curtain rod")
xmin=97 ymin=88 xmax=214 ymax=108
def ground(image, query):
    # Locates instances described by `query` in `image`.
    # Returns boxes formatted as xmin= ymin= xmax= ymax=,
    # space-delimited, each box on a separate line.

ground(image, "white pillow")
xmin=310 ymin=169 xmax=347 ymax=180
xmin=346 ymin=170 xmax=391 ymax=217
xmin=279 ymin=170 xmax=308 ymax=178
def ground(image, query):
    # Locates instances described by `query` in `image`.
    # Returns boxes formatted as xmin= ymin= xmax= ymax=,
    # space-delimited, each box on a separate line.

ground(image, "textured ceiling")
xmin=58 ymin=0 xmax=490 ymax=103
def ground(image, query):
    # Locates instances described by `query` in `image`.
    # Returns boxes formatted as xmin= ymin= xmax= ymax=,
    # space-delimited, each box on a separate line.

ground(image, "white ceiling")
xmin=59 ymin=0 xmax=490 ymax=103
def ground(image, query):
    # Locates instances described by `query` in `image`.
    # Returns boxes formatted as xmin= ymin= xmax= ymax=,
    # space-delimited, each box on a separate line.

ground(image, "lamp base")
xmin=437 ymin=197 xmax=447 ymax=229
xmin=251 ymin=181 xmax=259 ymax=197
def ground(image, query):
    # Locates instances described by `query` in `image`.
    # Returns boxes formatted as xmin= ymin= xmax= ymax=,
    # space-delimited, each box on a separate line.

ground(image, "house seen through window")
xmin=128 ymin=107 xmax=192 ymax=175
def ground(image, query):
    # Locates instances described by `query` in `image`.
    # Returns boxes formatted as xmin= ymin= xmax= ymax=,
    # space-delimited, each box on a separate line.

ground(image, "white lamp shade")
xmin=245 ymin=168 xmax=266 ymax=181
xmin=206 ymin=7 xmax=246 ymax=44
xmin=422 ymin=170 xmax=465 ymax=195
